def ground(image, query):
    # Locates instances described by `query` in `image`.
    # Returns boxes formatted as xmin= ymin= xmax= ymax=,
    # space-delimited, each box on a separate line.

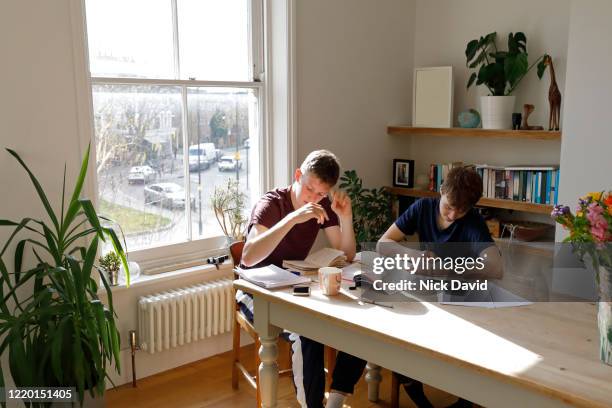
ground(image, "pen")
xmin=359 ymin=299 xmax=394 ymax=309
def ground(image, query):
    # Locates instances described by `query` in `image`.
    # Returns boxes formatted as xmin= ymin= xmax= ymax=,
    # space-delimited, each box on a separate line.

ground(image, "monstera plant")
xmin=0 ymin=145 xmax=129 ymax=406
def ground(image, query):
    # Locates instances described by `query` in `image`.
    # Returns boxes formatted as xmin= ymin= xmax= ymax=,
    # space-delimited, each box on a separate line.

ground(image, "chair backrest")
xmin=230 ymin=241 xmax=245 ymax=268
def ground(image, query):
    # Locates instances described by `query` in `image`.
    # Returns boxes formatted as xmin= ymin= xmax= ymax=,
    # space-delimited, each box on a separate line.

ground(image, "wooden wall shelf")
xmin=385 ymin=187 xmax=554 ymax=215
xmin=387 ymin=126 xmax=561 ymax=141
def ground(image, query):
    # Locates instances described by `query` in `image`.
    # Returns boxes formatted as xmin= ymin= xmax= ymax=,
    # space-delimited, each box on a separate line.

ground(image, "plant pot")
xmin=480 ymin=95 xmax=515 ymax=129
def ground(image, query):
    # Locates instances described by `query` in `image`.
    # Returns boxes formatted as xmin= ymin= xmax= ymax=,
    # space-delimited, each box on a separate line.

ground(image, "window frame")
xmin=80 ymin=0 xmax=269 ymax=270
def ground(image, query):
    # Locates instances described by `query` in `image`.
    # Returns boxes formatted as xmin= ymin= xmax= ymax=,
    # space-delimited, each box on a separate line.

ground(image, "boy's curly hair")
xmin=440 ymin=166 xmax=483 ymax=212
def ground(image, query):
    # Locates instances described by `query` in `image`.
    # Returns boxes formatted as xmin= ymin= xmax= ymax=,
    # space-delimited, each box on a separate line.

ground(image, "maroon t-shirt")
xmin=246 ymin=186 xmax=339 ymax=268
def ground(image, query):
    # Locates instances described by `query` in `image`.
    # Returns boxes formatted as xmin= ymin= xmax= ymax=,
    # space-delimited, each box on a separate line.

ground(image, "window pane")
xmin=85 ymin=0 xmax=174 ymax=78
xmin=178 ymin=0 xmax=250 ymax=81
xmin=93 ymin=85 xmax=187 ymax=251
xmin=186 ymin=88 xmax=260 ymax=240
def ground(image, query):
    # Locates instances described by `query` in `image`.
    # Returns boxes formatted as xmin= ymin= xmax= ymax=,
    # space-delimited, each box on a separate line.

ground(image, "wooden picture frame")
xmin=393 ymin=159 xmax=414 ymax=187
xmin=412 ymin=66 xmax=453 ymax=128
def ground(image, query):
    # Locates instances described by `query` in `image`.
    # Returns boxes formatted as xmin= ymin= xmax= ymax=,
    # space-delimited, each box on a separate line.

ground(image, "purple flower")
xmin=578 ymin=198 xmax=590 ymax=207
xmin=551 ymin=205 xmax=570 ymax=218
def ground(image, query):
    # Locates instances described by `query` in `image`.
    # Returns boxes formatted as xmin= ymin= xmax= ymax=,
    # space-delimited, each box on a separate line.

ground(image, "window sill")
xmin=97 ymin=261 xmax=234 ymax=295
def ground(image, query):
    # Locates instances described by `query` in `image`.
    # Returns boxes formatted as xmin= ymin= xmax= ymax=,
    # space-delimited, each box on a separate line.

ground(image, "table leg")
xmin=365 ymin=362 xmax=382 ymax=402
xmin=259 ymin=333 xmax=280 ymax=408
xmin=254 ymin=295 xmax=282 ymax=408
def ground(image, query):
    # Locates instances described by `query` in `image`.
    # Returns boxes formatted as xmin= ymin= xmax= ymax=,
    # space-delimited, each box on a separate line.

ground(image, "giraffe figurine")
xmin=543 ymin=55 xmax=562 ymax=131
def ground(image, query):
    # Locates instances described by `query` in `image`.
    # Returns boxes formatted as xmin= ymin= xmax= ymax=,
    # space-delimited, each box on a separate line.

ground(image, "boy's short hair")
xmin=300 ymin=150 xmax=340 ymax=186
xmin=440 ymin=166 xmax=483 ymax=212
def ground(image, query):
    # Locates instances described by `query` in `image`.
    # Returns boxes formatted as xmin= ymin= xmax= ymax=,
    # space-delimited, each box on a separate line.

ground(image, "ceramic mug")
xmin=318 ymin=267 xmax=342 ymax=296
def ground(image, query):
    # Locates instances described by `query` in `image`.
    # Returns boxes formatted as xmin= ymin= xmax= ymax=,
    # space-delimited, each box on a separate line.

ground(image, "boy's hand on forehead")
xmin=330 ymin=190 xmax=352 ymax=219
xmin=289 ymin=202 xmax=329 ymax=225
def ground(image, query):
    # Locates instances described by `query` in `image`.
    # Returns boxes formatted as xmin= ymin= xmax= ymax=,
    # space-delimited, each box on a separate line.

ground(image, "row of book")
xmin=428 ymin=162 xmax=560 ymax=205
xmin=476 ymin=165 xmax=560 ymax=205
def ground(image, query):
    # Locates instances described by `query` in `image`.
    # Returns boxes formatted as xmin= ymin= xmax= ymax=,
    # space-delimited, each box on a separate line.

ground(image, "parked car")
xmin=144 ymin=182 xmax=195 ymax=209
xmin=128 ymin=165 xmax=156 ymax=184
xmin=188 ymin=143 xmax=216 ymax=171
xmin=218 ymin=156 xmax=242 ymax=172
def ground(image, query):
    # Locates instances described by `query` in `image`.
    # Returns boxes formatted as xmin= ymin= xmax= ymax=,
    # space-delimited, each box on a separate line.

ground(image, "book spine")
xmin=526 ymin=171 xmax=532 ymax=203
xmin=437 ymin=164 xmax=442 ymax=191
xmin=536 ymin=172 xmax=542 ymax=204
xmin=554 ymin=169 xmax=560 ymax=204
xmin=545 ymin=170 xmax=552 ymax=204
xmin=513 ymin=172 xmax=519 ymax=201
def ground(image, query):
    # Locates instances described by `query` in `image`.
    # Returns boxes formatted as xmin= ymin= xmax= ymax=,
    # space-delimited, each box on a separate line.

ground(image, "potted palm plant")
xmin=465 ymin=32 xmax=549 ymax=129
xmin=0 ymin=145 xmax=129 ymax=406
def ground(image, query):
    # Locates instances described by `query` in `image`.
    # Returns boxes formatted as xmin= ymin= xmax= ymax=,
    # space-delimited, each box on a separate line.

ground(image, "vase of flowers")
xmin=552 ymin=191 xmax=612 ymax=365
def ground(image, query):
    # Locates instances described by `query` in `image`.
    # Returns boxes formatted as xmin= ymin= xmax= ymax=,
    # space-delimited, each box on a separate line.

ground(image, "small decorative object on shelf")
xmin=520 ymin=104 xmax=544 ymax=130
xmin=543 ymin=55 xmax=562 ymax=131
xmin=458 ymin=109 xmax=481 ymax=128
xmin=393 ymin=159 xmax=415 ymax=188
xmin=552 ymin=191 xmax=612 ymax=365
xmin=465 ymin=32 xmax=550 ymax=129
xmin=99 ymin=251 xmax=121 ymax=286
xmin=512 ymin=112 xmax=522 ymax=130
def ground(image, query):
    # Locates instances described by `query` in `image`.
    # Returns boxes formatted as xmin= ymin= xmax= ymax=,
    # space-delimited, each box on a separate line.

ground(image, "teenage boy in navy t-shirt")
xmin=377 ymin=166 xmax=502 ymax=408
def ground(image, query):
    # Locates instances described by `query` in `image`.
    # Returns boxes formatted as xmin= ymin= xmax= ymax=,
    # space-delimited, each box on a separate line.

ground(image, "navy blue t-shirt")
xmin=395 ymin=198 xmax=493 ymax=257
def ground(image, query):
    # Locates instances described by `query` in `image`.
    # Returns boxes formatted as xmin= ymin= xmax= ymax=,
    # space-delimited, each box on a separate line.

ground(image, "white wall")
xmin=556 ymin=0 xmax=612 ymax=238
xmin=296 ymin=0 xmax=416 ymax=187
xmin=409 ymin=0 xmax=570 ymax=178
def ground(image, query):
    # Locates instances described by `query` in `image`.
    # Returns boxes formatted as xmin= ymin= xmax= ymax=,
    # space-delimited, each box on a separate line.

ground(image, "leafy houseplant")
xmin=465 ymin=32 xmax=549 ymax=129
xmin=339 ymin=170 xmax=393 ymax=249
xmin=0 ymin=145 xmax=129 ymax=405
xmin=552 ymin=191 xmax=612 ymax=365
xmin=99 ymin=251 xmax=121 ymax=286
xmin=466 ymin=32 xmax=548 ymax=96
xmin=211 ymin=179 xmax=248 ymax=242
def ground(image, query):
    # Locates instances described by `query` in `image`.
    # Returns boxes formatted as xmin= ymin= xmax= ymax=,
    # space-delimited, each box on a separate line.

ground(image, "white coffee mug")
xmin=318 ymin=267 xmax=342 ymax=296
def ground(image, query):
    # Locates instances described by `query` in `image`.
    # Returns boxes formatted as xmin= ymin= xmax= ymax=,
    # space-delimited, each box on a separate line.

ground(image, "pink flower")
xmin=587 ymin=203 xmax=609 ymax=242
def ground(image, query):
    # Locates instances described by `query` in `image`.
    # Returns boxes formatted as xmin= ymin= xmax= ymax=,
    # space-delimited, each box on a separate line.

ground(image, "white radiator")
xmin=138 ymin=279 xmax=233 ymax=354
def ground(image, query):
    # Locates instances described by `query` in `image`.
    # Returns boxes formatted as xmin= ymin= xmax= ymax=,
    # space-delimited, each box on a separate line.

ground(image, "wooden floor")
xmin=107 ymin=343 xmax=462 ymax=408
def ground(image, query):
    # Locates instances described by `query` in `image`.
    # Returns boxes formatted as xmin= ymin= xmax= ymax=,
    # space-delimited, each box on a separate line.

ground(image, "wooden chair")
xmin=231 ymin=241 xmax=337 ymax=406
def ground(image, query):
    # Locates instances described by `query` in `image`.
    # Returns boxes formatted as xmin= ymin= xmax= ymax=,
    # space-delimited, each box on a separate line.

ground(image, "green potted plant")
xmin=0 ymin=145 xmax=129 ymax=406
xmin=211 ymin=178 xmax=248 ymax=243
xmin=99 ymin=251 xmax=121 ymax=286
xmin=551 ymin=191 xmax=612 ymax=365
xmin=339 ymin=170 xmax=393 ymax=249
xmin=465 ymin=32 xmax=549 ymax=129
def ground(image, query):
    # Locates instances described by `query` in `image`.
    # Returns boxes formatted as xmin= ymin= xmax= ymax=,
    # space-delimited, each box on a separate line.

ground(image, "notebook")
xmin=236 ymin=264 xmax=311 ymax=289
xmin=282 ymin=248 xmax=348 ymax=274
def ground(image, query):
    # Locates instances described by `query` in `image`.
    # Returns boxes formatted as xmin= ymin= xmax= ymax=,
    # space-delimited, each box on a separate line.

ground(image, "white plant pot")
xmin=480 ymin=95 xmax=515 ymax=129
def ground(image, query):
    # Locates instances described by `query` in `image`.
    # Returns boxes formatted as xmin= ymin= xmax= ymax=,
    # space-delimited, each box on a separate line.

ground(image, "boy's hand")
xmin=289 ymin=202 xmax=329 ymax=225
xmin=330 ymin=190 xmax=352 ymax=220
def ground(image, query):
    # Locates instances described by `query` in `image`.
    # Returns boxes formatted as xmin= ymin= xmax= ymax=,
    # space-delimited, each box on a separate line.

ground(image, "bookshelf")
xmin=387 ymin=126 xmax=561 ymax=141
xmin=385 ymin=187 xmax=554 ymax=215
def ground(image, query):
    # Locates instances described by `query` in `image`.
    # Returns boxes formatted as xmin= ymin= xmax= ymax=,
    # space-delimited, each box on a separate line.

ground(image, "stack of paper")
xmin=237 ymin=264 xmax=311 ymax=289
xmin=282 ymin=248 xmax=347 ymax=275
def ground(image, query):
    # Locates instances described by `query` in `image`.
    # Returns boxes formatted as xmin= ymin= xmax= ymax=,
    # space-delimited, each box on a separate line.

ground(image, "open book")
xmin=282 ymin=248 xmax=348 ymax=275
xmin=237 ymin=264 xmax=310 ymax=289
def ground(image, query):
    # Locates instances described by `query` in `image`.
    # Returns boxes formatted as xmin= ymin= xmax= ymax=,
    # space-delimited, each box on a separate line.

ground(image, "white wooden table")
xmin=234 ymin=279 xmax=612 ymax=408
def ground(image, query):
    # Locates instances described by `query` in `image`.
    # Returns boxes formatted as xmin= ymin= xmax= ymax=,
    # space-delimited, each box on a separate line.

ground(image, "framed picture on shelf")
xmin=393 ymin=159 xmax=414 ymax=188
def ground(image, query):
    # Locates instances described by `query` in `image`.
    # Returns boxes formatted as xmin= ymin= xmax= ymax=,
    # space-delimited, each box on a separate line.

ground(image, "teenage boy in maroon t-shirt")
xmin=238 ymin=150 xmax=365 ymax=408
